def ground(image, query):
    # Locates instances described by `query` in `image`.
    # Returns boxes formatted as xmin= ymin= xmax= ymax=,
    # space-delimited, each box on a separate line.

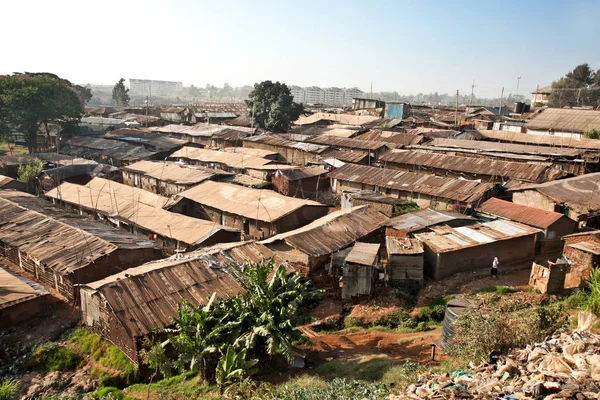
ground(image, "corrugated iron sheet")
xmin=122 ymin=161 xmax=221 ymax=185
xmin=261 ymin=206 xmax=389 ymax=257
xmin=527 ymin=108 xmax=600 ymax=133
xmin=477 ymin=197 xmax=565 ymax=229
xmin=415 ymin=220 xmax=538 ymax=253
xmin=385 ymin=237 xmax=423 ymax=255
xmin=478 ymin=129 xmax=600 ymax=150
xmin=386 ymin=209 xmax=475 ymax=233
xmin=381 ymin=150 xmax=563 ymax=183
xmin=356 ymin=131 xmax=423 ymax=146
xmin=427 ymin=138 xmax=583 ymax=157
xmin=177 ymin=181 xmax=325 ymax=222
xmin=328 ymin=164 xmax=494 ymax=204
xmin=307 ymin=135 xmax=387 ymax=151
xmin=345 ymin=242 xmax=380 ymax=266
xmin=321 ymin=149 xmax=368 ymax=163
xmin=245 ymin=134 xmax=329 ymax=154
xmin=275 ymin=166 xmax=327 ymax=181
xmin=66 ymin=137 xmax=156 ymax=162
xmin=170 ymin=146 xmax=274 ymax=169
xmin=83 ymin=241 xmax=279 ymax=338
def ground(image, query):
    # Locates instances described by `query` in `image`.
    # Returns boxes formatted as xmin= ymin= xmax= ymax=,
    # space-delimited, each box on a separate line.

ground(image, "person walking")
xmin=491 ymin=257 xmax=500 ymax=279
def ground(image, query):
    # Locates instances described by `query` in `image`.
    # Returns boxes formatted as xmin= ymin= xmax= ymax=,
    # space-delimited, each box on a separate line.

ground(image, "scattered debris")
xmin=391 ymin=312 xmax=600 ymax=399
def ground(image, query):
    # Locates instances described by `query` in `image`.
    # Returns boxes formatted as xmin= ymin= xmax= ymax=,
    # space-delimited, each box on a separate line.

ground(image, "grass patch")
xmin=0 ymin=142 xmax=28 ymax=155
xmin=381 ymin=360 xmax=422 ymax=390
xmin=343 ymin=316 xmax=363 ymax=329
xmin=261 ymin=377 xmax=389 ymax=400
xmin=31 ymin=343 xmax=84 ymax=372
xmin=314 ymin=355 xmax=394 ymax=381
xmin=0 ymin=378 xmax=20 ymax=400
xmin=475 ymin=286 xmax=516 ymax=295
xmin=92 ymin=387 xmax=136 ymax=400
xmin=125 ymin=371 xmax=212 ymax=398
xmin=69 ymin=328 xmax=136 ymax=384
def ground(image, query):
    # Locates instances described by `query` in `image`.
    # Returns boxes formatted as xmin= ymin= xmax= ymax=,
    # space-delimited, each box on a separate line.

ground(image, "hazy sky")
xmin=2 ymin=0 xmax=599 ymax=97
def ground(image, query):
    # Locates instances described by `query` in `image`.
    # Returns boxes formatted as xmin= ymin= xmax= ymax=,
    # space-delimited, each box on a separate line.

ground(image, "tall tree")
xmin=112 ymin=78 xmax=130 ymax=106
xmin=74 ymin=85 xmax=93 ymax=104
xmin=0 ymin=73 xmax=84 ymax=153
xmin=246 ymin=81 xmax=303 ymax=132
xmin=549 ymin=63 xmax=600 ymax=107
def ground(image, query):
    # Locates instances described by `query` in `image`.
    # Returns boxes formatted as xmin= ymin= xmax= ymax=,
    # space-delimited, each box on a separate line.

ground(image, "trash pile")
xmin=391 ymin=312 xmax=600 ymax=399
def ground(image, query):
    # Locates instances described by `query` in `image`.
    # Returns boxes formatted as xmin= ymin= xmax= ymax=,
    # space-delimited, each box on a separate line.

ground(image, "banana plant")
xmin=215 ymin=345 xmax=258 ymax=395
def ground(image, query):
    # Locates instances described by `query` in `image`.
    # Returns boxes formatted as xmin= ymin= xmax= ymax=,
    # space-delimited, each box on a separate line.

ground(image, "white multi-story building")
xmin=290 ymin=86 xmax=364 ymax=106
xmin=128 ymin=79 xmax=183 ymax=98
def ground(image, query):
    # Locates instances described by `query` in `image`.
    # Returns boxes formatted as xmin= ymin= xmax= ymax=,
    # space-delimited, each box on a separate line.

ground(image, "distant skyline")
xmin=2 ymin=0 xmax=599 ymax=98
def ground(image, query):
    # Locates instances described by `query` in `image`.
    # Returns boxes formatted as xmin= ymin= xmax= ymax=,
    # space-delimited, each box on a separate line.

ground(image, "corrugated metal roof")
xmin=295 ymin=113 xmax=380 ymax=126
xmin=427 ymin=138 xmax=583 ymax=157
xmin=345 ymin=242 xmax=380 ymax=266
xmin=244 ymin=134 xmax=329 ymax=154
xmin=307 ymin=135 xmax=388 ymax=151
xmin=83 ymin=241 xmax=279 ymax=338
xmin=103 ymin=129 xmax=186 ymax=152
xmin=477 ymin=197 xmax=566 ymax=229
xmin=356 ymin=131 xmax=423 ymax=146
xmin=222 ymin=147 xmax=279 ymax=158
xmin=328 ymin=164 xmax=494 ymax=204
xmin=0 ymin=197 xmax=118 ymax=274
xmin=261 ymin=206 xmax=388 ymax=257
xmin=122 ymin=161 xmax=222 ymax=185
xmin=415 ymin=220 xmax=538 ymax=253
xmin=170 ymin=146 xmax=274 ymax=169
xmin=0 ymin=174 xmax=16 ymax=187
xmin=511 ymin=172 xmax=600 ymax=214
xmin=177 ymin=181 xmax=325 ymax=223
xmin=386 ymin=209 xmax=475 ymax=233
xmin=320 ymin=149 xmax=368 ymax=163
xmin=381 ymin=150 xmax=564 ymax=183
xmin=45 ymin=179 xmax=239 ymax=246
xmin=65 ymin=137 xmax=157 ymax=162
xmin=527 ymin=108 xmax=600 ymax=133
xmin=385 ymin=237 xmax=423 ymax=255
xmin=568 ymin=241 xmax=600 ymax=255
xmin=206 ymin=112 xmax=238 ymax=118
xmin=477 ymin=130 xmax=600 ymax=150
xmin=274 ymin=166 xmax=328 ymax=181
xmin=152 ymin=124 xmax=255 ymax=138
xmin=0 ymin=265 xmax=49 ymax=310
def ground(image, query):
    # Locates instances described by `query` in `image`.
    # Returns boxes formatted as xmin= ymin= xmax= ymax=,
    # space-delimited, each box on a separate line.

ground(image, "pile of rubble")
xmin=392 ymin=312 xmax=600 ymax=399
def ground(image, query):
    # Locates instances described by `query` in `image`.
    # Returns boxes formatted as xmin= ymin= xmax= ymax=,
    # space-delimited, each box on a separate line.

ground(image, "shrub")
xmin=587 ymin=268 xmax=600 ymax=315
xmin=382 ymin=361 xmax=421 ymax=389
xmin=0 ymin=378 xmax=20 ymax=400
xmin=476 ymin=286 xmax=516 ymax=294
xmin=392 ymin=202 xmax=420 ymax=217
xmin=343 ymin=316 xmax=363 ymax=329
xmin=563 ymin=290 xmax=589 ymax=309
xmin=374 ymin=310 xmax=412 ymax=328
xmin=447 ymin=304 xmax=567 ymax=365
xmin=261 ymin=377 xmax=389 ymax=400
xmin=31 ymin=343 xmax=84 ymax=372
xmin=584 ymin=128 xmax=599 ymax=140
xmin=92 ymin=387 xmax=136 ymax=400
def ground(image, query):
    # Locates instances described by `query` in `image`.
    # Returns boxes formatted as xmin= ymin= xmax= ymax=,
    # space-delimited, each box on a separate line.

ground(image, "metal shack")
xmin=385 ymin=237 xmax=424 ymax=282
xmin=562 ymin=231 xmax=600 ymax=288
xmin=342 ymin=242 xmax=381 ymax=300
xmin=441 ymin=298 xmax=482 ymax=350
xmin=415 ymin=220 xmax=538 ymax=280
xmin=271 ymin=166 xmax=330 ymax=201
xmin=0 ymin=265 xmax=51 ymax=328
xmin=80 ymin=241 xmax=279 ymax=364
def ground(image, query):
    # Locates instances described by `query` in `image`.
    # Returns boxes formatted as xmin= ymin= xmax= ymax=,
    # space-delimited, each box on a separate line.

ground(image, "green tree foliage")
xmin=587 ymin=268 xmax=600 ymax=315
xmin=112 ymin=78 xmax=130 ymax=106
xmin=215 ymin=345 xmax=258 ymax=394
xmin=17 ymin=158 xmax=43 ymax=184
xmin=0 ymin=73 xmax=84 ymax=153
xmin=74 ymin=85 xmax=93 ymax=104
xmin=246 ymin=81 xmax=303 ymax=132
xmin=584 ymin=128 xmax=600 ymax=139
xmin=549 ymin=63 xmax=600 ymax=107
xmin=146 ymin=259 xmax=316 ymax=383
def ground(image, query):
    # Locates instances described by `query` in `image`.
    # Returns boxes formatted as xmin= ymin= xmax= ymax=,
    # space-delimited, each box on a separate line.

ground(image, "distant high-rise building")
xmin=129 ymin=79 xmax=183 ymax=98
xmin=289 ymin=86 xmax=364 ymax=105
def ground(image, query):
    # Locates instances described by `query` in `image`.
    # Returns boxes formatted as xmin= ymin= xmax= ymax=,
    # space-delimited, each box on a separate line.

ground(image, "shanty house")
xmin=45 ymin=178 xmax=241 ymax=254
xmin=243 ymin=134 xmax=329 ymax=166
xmin=385 ymin=237 xmax=424 ymax=282
xmin=271 ymin=166 xmax=329 ymax=201
xmin=526 ymin=108 xmax=600 ymax=138
xmin=0 ymin=265 xmax=51 ymax=328
xmin=122 ymin=160 xmax=227 ymax=196
xmin=173 ymin=181 xmax=327 ymax=240
xmin=306 ymin=136 xmax=389 ymax=163
xmin=0 ymin=174 xmax=27 ymax=191
xmin=511 ymin=173 xmax=600 ymax=229
xmin=328 ymin=164 xmax=495 ymax=211
xmin=0 ymin=194 xmax=160 ymax=301
xmin=477 ymin=198 xmax=576 ymax=255
xmin=415 ymin=220 xmax=538 ymax=280
xmin=63 ymin=136 xmax=158 ymax=167
xmin=380 ymin=150 xmax=567 ymax=185
xmin=342 ymin=242 xmax=381 ymax=300
xmin=80 ymin=241 xmax=279 ymax=364
xmin=341 ymin=190 xmax=413 ymax=218
xmin=385 ymin=208 xmax=476 ymax=238
xmin=562 ymin=231 xmax=600 ymax=288
xmin=261 ymin=206 xmax=389 ymax=275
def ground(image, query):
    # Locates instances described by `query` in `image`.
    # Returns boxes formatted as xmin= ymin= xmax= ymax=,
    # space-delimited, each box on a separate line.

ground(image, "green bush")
xmin=587 ymin=268 xmax=600 ymax=315
xmin=476 ymin=286 xmax=516 ymax=294
xmin=382 ymin=361 xmax=421 ymax=389
xmin=92 ymin=387 xmax=136 ymax=400
xmin=0 ymin=378 xmax=20 ymax=400
xmin=31 ymin=343 xmax=84 ymax=372
xmin=374 ymin=310 xmax=412 ymax=328
xmin=343 ymin=316 xmax=363 ymax=329
xmin=562 ymin=290 xmax=589 ymax=309
xmin=261 ymin=377 xmax=389 ymax=399
xmin=584 ymin=128 xmax=600 ymax=140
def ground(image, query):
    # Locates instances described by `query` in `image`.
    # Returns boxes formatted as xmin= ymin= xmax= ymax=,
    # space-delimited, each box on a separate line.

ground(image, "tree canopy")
xmin=112 ymin=78 xmax=130 ymax=106
xmin=0 ymin=73 xmax=84 ymax=153
xmin=246 ymin=81 xmax=303 ymax=132
xmin=549 ymin=63 xmax=600 ymax=107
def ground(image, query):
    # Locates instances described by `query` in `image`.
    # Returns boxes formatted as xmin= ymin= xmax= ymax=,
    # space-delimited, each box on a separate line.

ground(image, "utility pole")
xmin=516 ymin=76 xmax=521 ymax=97
xmin=499 ymin=87 xmax=504 ymax=115
xmin=455 ymin=90 xmax=459 ymax=125
xmin=468 ymin=79 xmax=475 ymax=107
xmin=145 ymin=96 xmax=149 ymax=128
xmin=250 ymin=102 xmax=256 ymax=132
xmin=370 ymin=81 xmax=373 ymax=100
